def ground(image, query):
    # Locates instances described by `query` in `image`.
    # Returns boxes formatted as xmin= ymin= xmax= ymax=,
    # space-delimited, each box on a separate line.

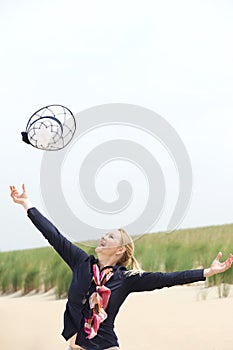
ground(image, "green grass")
xmin=1 ymin=223 xmax=233 ymax=298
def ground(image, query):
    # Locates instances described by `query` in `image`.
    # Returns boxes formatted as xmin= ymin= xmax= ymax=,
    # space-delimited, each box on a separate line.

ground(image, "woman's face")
xmin=95 ymin=230 xmax=122 ymax=254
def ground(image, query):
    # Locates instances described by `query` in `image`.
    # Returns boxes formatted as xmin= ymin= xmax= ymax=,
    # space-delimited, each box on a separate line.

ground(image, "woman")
xmin=10 ymin=184 xmax=233 ymax=350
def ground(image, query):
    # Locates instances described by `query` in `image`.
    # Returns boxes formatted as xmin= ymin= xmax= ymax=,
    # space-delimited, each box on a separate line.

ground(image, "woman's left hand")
xmin=204 ymin=252 xmax=233 ymax=277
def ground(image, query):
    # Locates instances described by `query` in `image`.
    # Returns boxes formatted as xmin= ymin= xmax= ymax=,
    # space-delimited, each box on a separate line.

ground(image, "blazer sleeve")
xmin=27 ymin=207 xmax=89 ymax=270
xmin=125 ymin=269 xmax=206 ymax=293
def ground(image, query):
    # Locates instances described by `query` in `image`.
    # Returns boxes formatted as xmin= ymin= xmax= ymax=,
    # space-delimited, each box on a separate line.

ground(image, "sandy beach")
xmin=0 ymin=284 xmax=232 ymax=350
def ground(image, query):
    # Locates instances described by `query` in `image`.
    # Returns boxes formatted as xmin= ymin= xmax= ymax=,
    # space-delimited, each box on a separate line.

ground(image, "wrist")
xmin=203 ymin=268 xmax=212 ymax=278
xmin=22 ymin=200 xmax=33 ymax=211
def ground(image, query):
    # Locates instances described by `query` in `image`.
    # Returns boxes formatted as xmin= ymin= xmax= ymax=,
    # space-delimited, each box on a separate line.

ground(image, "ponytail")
xmin=130 ymin=256 xmax=141 ymax=270
xmin=117 ymin=228 xmax=143 ymax=273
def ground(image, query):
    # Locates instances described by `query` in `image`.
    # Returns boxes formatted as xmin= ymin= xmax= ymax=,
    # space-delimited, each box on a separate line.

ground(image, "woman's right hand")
xmin=10 ymin=184 xmax=32 ymax=210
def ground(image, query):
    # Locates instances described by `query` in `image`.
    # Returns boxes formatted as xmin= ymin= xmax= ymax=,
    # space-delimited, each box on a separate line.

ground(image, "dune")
xmin=0 ymin=284 xmax=232 ymax=350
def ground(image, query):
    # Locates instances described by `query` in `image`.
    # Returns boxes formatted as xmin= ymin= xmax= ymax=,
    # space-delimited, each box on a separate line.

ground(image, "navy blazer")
xmin=28 ymin=208 xmax=206 ymax=350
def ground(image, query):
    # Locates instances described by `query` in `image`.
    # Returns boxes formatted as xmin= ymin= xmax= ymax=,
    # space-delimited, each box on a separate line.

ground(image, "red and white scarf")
xmin=84 ymin=264 xmax=114 ymax=339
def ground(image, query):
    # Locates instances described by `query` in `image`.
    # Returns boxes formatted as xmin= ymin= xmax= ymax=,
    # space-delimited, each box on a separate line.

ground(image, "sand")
xmin=0 ymin=284 xmax=232 ymax=350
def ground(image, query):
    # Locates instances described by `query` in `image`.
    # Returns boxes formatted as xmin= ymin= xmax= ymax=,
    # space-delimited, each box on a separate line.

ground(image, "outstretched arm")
xmin=125 ymin=252 xmax=233 ymax=293
xmin=203 ymin=252 xmax=233 ymax=277
xmin=10 ymin=184 xmax=88 ymax=269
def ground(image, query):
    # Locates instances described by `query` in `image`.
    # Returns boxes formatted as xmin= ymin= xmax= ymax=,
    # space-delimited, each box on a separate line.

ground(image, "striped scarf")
xmin=84 ymin=263 xmax=114 ymax=339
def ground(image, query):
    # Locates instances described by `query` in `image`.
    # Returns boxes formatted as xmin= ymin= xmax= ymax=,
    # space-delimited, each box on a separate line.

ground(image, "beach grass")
xmin=0 ymin=223 xmax=233 ymax=298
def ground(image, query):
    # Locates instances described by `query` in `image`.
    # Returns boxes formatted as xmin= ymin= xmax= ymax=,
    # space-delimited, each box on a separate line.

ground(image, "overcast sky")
xmin=0 ymin=0 xmax=233 ymax=251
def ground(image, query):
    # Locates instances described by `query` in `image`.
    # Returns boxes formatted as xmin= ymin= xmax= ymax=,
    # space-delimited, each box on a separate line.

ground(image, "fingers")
xmin=10 ymin=185 xmax=18 ymax=198
xmin=220 ymin=254 xmax=233 ymax=272
xmin=22 ymin=183 xmax=27 ymax=193
xmin=226 ymin=254 xmax=233 ymax=267
xmin=216 ymin=251 xmax=222 ymax=261
xmin=10 ymin=184 xmax=27 ymax=195
xmin=9 ymin=184 xmax=23 ymax=202
xmin=10 ymin=185 xmax=16 ymax=193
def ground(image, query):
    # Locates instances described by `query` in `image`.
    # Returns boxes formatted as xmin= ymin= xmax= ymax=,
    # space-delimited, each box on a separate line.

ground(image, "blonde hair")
xmin=117 ymin=228 xmax=142 ymax=272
